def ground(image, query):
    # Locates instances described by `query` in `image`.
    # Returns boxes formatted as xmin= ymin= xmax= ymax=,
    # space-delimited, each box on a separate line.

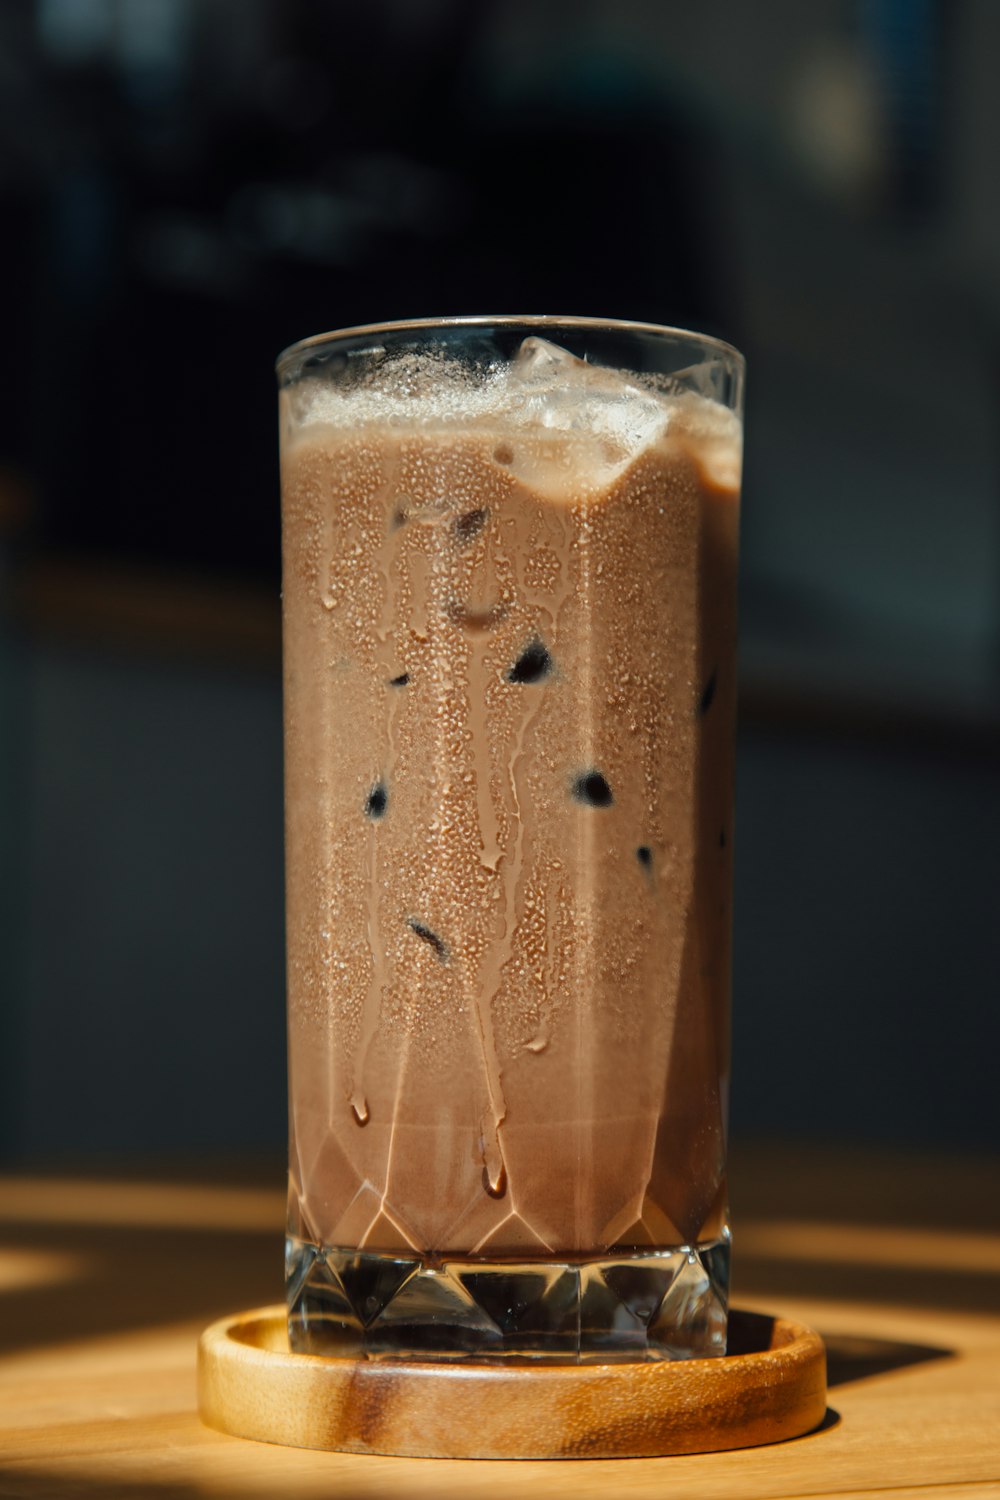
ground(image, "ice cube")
xmin=656 ymin=361 xmax=722 ymax=401
xmin=511 ymin=336 xmax=590 ymax=386
xmin=511 ymin=337 xmax=661 ymax=432
xmin=503 ymin=337 xmax=670 ymax=500
xmin=597 ymin=386 xmax=671 ymax=461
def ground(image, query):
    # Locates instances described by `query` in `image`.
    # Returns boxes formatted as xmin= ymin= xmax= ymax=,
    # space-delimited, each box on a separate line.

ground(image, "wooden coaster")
xmin=197 ymin=1306 xmax=827 ymax=1459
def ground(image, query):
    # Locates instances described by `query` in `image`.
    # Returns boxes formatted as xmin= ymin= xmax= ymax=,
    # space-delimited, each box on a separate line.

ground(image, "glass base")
xmin=286 ymin=1231 xmax=730 ymax=1363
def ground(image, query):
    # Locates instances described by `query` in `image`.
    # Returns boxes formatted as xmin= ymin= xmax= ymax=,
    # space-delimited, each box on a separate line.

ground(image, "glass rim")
xmin=275 ymin=314 xmax=744 ymax=380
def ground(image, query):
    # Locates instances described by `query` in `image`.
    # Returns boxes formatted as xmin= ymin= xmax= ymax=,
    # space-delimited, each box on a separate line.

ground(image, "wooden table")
xmin=1 ymin=1142 xmax=998 ymax=1498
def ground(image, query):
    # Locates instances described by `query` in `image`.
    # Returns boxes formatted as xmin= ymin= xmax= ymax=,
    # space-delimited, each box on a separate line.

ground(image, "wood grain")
xmin=197 ymin=1306 xmax=826 ymax=1459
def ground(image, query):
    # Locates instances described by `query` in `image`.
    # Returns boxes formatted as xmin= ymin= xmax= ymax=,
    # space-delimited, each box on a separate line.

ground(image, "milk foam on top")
xmin=283 ymin=337 xmax=742 ymax=495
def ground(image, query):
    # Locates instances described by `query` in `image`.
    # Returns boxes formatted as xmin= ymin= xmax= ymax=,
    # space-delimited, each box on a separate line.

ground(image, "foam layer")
xmin=282 ymin=337 xmax=742 ymax=495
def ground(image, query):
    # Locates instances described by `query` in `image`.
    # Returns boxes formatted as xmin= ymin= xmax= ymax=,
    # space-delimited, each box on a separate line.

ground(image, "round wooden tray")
xmin=197 ymin=1306 xmax=827 ymax=1459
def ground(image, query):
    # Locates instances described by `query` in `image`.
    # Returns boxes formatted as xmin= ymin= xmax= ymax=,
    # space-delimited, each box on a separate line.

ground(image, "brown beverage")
xmin=279 ymin=322 xmax=742 ymax=1361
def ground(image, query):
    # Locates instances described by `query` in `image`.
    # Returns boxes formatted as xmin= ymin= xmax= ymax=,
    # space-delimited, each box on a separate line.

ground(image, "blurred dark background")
xmin=1 ymin=0 xmax=997 ymax=1163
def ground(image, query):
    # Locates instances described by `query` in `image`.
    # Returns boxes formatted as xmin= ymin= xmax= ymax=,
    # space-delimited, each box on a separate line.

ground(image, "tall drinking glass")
xmin=277 ymin=317 xmax=743 ymax=1362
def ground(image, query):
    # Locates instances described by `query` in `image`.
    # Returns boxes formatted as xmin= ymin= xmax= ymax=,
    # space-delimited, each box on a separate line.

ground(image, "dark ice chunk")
xmin=364 ymin=781 xmax=388 ymax=819
xmin=453 ymin=507 xmax=489 ymax=544
xmin=572 ymin=770 xmax=613 ymax=807
xmin=406 ymin=918 xmax=449 ymax=962
xmin=699 ymin=669 xmax=717 ymax=716
xmin=508 ymin=638 xmax=552 ymax=684
xmin=389 ymin=672 xmax=410 ymax=687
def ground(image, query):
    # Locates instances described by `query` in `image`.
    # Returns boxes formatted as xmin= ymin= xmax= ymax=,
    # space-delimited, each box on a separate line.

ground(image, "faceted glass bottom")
xmin=286 ymin=1231 xmax=730 ymax=1363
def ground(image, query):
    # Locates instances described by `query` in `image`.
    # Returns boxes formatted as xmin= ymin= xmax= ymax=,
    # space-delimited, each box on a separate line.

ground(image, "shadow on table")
xmin=727 ymin=1311 xmax=950 ymax=1390
xmin=0 ymin=1474 xmax=369 ymax=1500
xmin=0 ymin=1479 xmax=198 ymax=1500
xmin=821 ymin=1331 xmax=954 ymax=1388
xmin=805 ymin=1407 xmax=842 ymax=1439
xmin=0 ymin=1220 xmax=279 ymax=1361
xmin=733 ymin=1255 xmax=1000 ymax=1317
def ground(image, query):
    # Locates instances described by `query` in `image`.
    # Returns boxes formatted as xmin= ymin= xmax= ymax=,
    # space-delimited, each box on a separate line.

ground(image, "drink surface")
xmin=280 ymin=337 xmax=740 ymax=1356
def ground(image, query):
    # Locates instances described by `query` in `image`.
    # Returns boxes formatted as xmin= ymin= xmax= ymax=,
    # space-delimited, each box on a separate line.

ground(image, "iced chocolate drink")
xmin=278 ymin=319 xmax=743 ymax=1362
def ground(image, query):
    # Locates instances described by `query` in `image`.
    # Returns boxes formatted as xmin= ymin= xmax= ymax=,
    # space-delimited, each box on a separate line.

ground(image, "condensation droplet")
xmin=482 ymin=1160 xmax=508 ymax=1199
